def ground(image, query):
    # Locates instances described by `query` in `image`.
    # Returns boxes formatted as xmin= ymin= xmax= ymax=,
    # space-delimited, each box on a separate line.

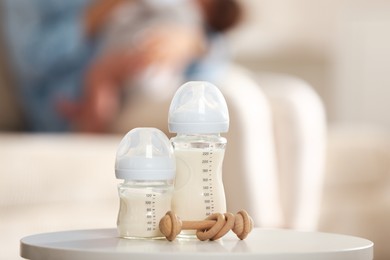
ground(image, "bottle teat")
xmin=168 ymin=81 xmax=229 ymax=134
xmin=115 ymin=128 xmax=175 ymax=181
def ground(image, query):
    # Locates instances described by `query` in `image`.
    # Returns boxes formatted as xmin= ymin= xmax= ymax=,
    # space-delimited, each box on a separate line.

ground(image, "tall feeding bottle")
xmin=168 ymin=81 xmax=229 ymax=236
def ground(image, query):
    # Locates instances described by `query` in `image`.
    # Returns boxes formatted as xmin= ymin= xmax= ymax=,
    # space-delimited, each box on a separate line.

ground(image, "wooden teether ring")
xmin=211 ymin=212 xmax=235 ymax=240
xmin=196 ymin=213 xmax=225 ymax=241
xmin=159 ymin=210 xmax=253 ymax=241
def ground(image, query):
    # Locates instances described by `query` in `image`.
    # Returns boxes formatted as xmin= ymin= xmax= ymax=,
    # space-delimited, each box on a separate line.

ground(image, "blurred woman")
xmin=2 ymin=0 xmax=241 ymax=132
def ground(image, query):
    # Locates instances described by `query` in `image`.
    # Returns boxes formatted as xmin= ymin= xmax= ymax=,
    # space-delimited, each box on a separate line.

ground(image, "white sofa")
xmin=0 ymin=65 xmax=330 ymax=259
xmin=3 ymin=126 xmax=389 ymax=260
xmin=319 ymin=125 xmax=390 ymax=260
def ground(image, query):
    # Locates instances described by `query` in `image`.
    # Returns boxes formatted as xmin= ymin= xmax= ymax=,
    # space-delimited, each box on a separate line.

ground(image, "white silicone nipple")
xmin=168 ymin=81 xmax=229 ymax=134
xmin=115 ymin=128 xmax=175 ymax=180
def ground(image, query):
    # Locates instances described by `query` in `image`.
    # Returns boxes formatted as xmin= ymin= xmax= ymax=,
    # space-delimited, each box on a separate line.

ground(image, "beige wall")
xmin=229 ymin=0 xmax=390 ymax=129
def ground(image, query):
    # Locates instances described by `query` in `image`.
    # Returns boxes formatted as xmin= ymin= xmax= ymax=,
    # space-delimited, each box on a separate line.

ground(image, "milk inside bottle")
xmin=168 ymin=81 xmax=229 ymax=237
xmin=115 ymin=128 xmax=175 ymax=239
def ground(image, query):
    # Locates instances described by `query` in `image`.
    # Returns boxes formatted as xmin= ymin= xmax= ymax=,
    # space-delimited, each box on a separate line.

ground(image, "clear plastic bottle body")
xmin=117 ymin=180 xmax=173 ymax=239
xmin=171 ymin=133 xmax=227 ymax=235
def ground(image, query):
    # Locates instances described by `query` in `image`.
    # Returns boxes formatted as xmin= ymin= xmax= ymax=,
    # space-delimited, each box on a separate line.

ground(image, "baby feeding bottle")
xmin=115 ymin=127 xmax=175 ymax=239
xmin=168 ymin=81 xmax=229 ymax=236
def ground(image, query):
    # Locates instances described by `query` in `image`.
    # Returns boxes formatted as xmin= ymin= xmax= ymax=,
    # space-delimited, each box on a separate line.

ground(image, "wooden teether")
xmin=159 ymin=210 xmax=253 ymax=241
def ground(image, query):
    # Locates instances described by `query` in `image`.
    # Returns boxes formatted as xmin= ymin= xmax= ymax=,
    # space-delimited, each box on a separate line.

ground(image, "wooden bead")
xmin=232 ymin=210 xmax=253 ymax=240
xmin=159 ymin=211 xmax=182 ymax=241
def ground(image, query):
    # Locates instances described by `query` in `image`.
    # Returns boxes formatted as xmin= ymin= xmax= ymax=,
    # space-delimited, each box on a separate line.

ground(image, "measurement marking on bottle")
xmin=145 ymin=193 xmax=157 ymax=232
xmin=202 ymin=145 xmax=215 ymax=217
xmin=152 ymin=194 xmax=156 ymax=231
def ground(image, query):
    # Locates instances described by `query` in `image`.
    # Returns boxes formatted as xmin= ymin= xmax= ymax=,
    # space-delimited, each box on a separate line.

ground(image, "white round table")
xmin=20 ymin=228 xmax=373 ymax=260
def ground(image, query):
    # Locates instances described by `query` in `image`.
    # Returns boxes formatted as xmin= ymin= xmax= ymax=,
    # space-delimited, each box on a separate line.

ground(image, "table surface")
xmin=20 ymin=228 xmax=373 ymax=260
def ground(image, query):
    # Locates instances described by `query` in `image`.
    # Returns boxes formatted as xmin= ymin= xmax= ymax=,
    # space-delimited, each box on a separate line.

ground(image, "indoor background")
xmin=1 ymin=0 xmax=389 ymax=259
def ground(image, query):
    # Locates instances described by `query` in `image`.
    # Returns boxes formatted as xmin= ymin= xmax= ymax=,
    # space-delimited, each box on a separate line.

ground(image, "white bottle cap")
xmin=168 ymin=81 xmax=229 ymax=134
xmin=115 ymin=128 xmax=175 ymax=181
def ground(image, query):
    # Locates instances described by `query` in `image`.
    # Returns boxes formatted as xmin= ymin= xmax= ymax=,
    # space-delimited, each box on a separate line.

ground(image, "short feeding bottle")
xmin=115 ymin=128 xmax=175 ymax=239
xmin=168 ymin=81 xmax=229 ymax=237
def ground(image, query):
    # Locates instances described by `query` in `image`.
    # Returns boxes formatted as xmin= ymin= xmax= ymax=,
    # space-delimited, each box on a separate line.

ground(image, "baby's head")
xmin=196 ymin=0 xmax=243 ymax=32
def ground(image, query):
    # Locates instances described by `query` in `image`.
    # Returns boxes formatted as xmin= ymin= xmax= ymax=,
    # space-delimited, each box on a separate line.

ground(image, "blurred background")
xmin=1 ymin=0 xmax=390 ymax=259
xmin=1 ymin=0 xmax=390 ymax=130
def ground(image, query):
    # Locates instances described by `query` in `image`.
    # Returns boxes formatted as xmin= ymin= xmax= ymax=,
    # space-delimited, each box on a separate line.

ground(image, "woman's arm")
xmin=2 ymin=0 xmax=124 ymax=79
